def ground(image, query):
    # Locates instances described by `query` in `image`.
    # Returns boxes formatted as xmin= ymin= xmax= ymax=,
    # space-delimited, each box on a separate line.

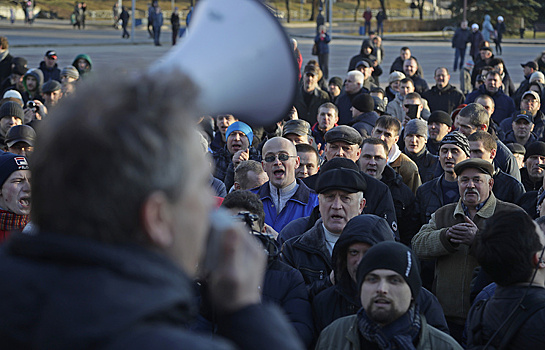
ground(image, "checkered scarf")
xmin=0 ymin=209 xmax=29 ymax=241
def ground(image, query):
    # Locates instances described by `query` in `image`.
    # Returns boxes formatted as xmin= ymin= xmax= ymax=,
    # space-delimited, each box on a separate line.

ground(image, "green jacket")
xmin=315 ymin=314 xmax=462 ymax=350
xmin=411 ymin=192 xmax=523 ymax=323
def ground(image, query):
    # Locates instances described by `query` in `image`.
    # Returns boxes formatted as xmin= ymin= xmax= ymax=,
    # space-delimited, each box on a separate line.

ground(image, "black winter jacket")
xmin=0 ymin=232 xmax=304 ymax=350
xmin=422 ymin=84 xmax=465 ymax=115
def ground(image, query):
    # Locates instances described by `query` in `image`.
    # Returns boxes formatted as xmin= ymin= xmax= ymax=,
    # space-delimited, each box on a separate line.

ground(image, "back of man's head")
xmin=222 ymin=190 xmax=265 ymax=231
xmin=234 ymin=160 xmax=267 ymax=190
xmin=458 ymin=103 xmax=490 ymax=129
xmin=476 ymin=211 xmax=543 ymax=286
xmin=467 ymin=130 xmax=496 ymax=152
xmin=32 ymin=71 xmax=201 ymax=245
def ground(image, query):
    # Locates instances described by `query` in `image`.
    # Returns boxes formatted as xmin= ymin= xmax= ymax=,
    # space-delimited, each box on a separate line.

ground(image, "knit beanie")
xmin=440 ymin=131 xmax=470 ymax=157
xmin=524 ymin=141 xmax=545 ymax=161
xmin=329 ymin=76 xmax=343 ymax=90
xmin=388 ymin=71 xmax=405 ymax=84
xmin=351 ymin=93 xmax=375 ymax=113
xmin=226 ymin=121 xmax=253 ymax=146
xmin=1 ymin=90 xmax=24 ymax=107
xmin=0 ymin=101 xmax=24 ymax=121
xmin=530 ymin=71 xmax=545 ymax=84
xmin=0 ymin=153 xmax=29 ymax=187
xmin=404 ymin=119 xmax=428 ymax=140
xmin=428 ymin=110 xmax=453 ymax=127
xmin=61 ymin=66 xmax=80 ymax=80
xmin=356 ymin=241 xmax=421 ymax=299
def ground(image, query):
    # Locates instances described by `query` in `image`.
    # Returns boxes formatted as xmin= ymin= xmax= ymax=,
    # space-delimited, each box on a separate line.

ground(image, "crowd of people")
xmin=1 ymin=12 xmax=545 ymax=348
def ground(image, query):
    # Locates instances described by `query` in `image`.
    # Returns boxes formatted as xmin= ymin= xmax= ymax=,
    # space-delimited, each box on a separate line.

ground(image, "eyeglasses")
xmin=264 ymin=153 xmax=297 ymax=163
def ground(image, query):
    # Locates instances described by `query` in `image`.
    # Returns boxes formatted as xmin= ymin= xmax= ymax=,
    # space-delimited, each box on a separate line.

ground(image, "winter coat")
xmin=315 ymin=315 xmax=461 ymax=350
xmin=253 ymin=179 xmax=319 ymax=232
xmin=0 ymin=231 xmax=304 ymax=350
xmin=38 ymin=61 xmax=61 ymax=83
xmin=406 ymin=148 xmax=439 ymax=185
xmin=389 ymin=151 xmax=422 ymax=194
xmin=335 ymin=89 xmax=369 ymax=125
xmin=465 ymin=84 xmax=516 ymax=124
xmin=411 ymin=75 xmax=430 ymax=95
xmin=314 ymin=33 xmax=330 ymax=55
xmin=281 ymin=218 xmax=334 ymax=298
xmin=294 ymin=85 xmax=330 ymax=125
xmin=481 ymin=15 xmax=494 ymax=42
xmin=469 ymin=31 xmax=484 ymax=59
xmin=490 ymin=168 xmax=525 ymax=203
xmin=467 ymin=286 xmax=545 ymax=350
xmin=312 ymin=216 xmax=448 ymax=333
xmin=415 ymin=174 xmax=460 ymax=227
xmin=412 ymin=193 xmax=523 ymax=322
xmin=452 ymin=27 xmax=471 ymax=49
xmin=347 ymin=110 xmax=379 ymax=138
xmin=422 ymin=84 xmax=465 ymax=115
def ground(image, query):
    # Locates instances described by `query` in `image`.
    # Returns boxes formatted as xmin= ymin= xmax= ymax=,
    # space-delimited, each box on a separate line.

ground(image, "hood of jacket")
xmin=22 ymin=68 xmax=44 ymax=93
xmin=0 ymin=231 xmax=196 ymax=348
xmin=72 ymin=54 xmax=93 ymax=74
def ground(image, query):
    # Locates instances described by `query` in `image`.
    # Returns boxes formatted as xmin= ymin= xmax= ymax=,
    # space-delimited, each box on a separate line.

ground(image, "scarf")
xmin=0 ymin=209 xmax=29 ymax=241
xmin=0 ymin=49 xmax=8 ymax=62
xmin=357 ymin=304 xmax=421 ymax=350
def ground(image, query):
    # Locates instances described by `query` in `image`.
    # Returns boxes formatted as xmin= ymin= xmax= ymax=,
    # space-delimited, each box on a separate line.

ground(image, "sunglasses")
xmin=264 ymin=154 xmax=296 ymax=163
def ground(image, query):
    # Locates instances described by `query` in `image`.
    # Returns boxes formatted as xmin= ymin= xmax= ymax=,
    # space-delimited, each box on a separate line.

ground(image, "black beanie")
xmin=0 ymin=101 xmax=24 ymax=121
xmin=329 ymin=76 xmax=343 ymax=90
xmin=0 ymin=152 xmax=29 ymax=187
xmin=428 ymin=110 xmax=453 ymax=127
xmin=524 ymin=141 xmax=545 ymax=161
xmin=352 ymin=93 xmax=375 ymax=113
xmin=356 ymin=241 xmax=421 ymax=299
xmin=440 ymin=131 xmax=470 ymax=157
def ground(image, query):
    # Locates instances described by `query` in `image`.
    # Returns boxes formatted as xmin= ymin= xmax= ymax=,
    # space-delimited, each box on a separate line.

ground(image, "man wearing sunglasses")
xmin=253 ymin=137 xmax=319 ymax=232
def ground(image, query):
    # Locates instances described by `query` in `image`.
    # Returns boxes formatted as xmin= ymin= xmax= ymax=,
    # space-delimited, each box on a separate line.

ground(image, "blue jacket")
xmin=465 ymin=84 xmax=516 ymax=124
xmin=253 ymin=179 xmax=319 ymax=232
xmin=314 ymin=33 xmax=330 ymax=54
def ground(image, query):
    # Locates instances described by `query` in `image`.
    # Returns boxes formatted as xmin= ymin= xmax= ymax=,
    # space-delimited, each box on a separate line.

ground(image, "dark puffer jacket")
xmin=0 ymin=232 xmax=304 ymax=350
xmin=312 ymin=215 xmax=449 ymax=334
xmin=422 ymin=84 xmax=465 ymax=115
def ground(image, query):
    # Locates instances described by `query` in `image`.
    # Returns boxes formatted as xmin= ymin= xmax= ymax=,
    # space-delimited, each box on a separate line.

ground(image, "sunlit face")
xmin=360 ymin=269 xmax=412 ymax=326
xmin=512 ymin=118 xmax=534 ymax=139
xmin=400 ymin=49 xmax=411 ymax=61
xmin=0 ymin=169 xmax=31 ymax=215
xmin=434 ymin=68 xmax=450 ymax=88
xmin=319 ymin=190 xmax=365 ymax=234
xmin=25 ymin=76 xmax=37 ymax=91
xmin=44 ymin=55 xmax=57 ymax=68
xmin=346 ymin=242 xmax=372 ymax=282
xmin=324 ymin=141 xmax=361 ymax=162
xmin=359 ymin=143 xmax=388 ymax=179
xmin=317 ymin=107 xmax=338 ymax=132
xmin=486 ymin=74 xmax=502 ymax=94
xmin=216 ymin=115 xmax=236 ymax=138
xmin=372 ymin=126 xmax=399 ymax=152
xmin=284 ymin=133 xmax=309 ymax=145
xmin=0 ymin=116 xmax=22 ymax=136
xmin=521 ymin=96 xmax=540 ymax=115
xmin=390 ymin=80 xmax=401 ymax=92
xmin=428 ymin=122 xmax=450 ymax=141
xmin=454 ymin=115 xmax=477 ymax=137
xmin=439 ymin=144 xmax=468 ymax=175
xmin=303 ymin=72 xmax=318 ymax=92
xmin=295 ymin=151 xmax=319 ymax=178
xmin=261 ymin=138 xmax=299 ymax=189
xmin=403 ymin=59 xmax=417 ymax=77
xmin=480 ymin=49 xmax=492 ymax=61
xmin=525 ymin=155 xmax=545 ymax=179
xmin=345 ymin=75 xmax=361 ymax=94
xmin=469 ymin=140 xmax=495 ymax=162
xmin=399 ymin=82 xmax=414 ymax=97
xmin=475 ymin=97 xmax=495 ymax=117
xmin=457 ymin=168 xmax=493 ymax=206
xmin=494 ymin=63 xmax=504 ymax=75
xmin=43 ymin=90 xmax=62 ymax=108
xmin=8 ymin=142 xmax=33 ymax=158
xmin=226 ymin=130 xmax=249 ymax=154
xmin=404 ymin=134 xmax=426 ymax=154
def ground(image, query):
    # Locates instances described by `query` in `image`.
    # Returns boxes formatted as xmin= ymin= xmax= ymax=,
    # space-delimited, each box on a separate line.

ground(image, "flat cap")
xmin=325 ymin=125 xmax=363 ymax=145
xmin=316 ymin=167 xmax=367 ymax=194
xmin=282 ymin=119 xmax=311 ymax=137
xmin=454 ymin=158 xmax=494 ymax=177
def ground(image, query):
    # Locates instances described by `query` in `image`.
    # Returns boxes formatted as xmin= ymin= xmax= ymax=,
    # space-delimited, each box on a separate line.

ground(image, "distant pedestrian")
xmin=147 ymin=2 xmax=154 ymax=38
xmin=469 ymin=23 xmax=484 ymax=62
xmin=314 ymin=25 xmax=330 ymax=80
xmin=186 ymin=6 xmax=193 ymax=27
xmin=363 ymin=7 xmax=372 ymax=36
xmin=376 ymin=10 xmax=386 ymax=37
xmin=494 ymin=16 xmax=506 ymax=55
xmin=120 ymin=6 xmax=130 ymax=39
xmin=316 ymin=8 xmax=324 ymax=34
xmin=72 ymin=2 xmax=83 ymax=30
xmin=81 ymin=2 xmax=87 ymax=29
xmin=481 ymin=14 xmax=494 ymax=42
xmin=112 ymin=2 xmax=120 ymax=28
xmin=150 ymin=5 xmax=164 ymax=46
xmin=452 ymin=20 xmax=471 ymax=72
xmin=171 ymin=7 xmax=180 ymax=45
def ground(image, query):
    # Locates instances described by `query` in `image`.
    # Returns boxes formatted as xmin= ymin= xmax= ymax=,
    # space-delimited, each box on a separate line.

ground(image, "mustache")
xmin=463 ymin=188 xmax=481 ymax=201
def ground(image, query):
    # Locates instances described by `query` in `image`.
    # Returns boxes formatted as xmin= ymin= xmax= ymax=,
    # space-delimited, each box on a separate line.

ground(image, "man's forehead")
xmin=440 ymin=144 xmax=462 ymax=152
xmin=362 ymin=143 xmax=386 ymax=156
xmin=367 ymin=268 xmax=403 ymax=278
xmin=469 ymin=141 xmax=484 ymax=148
xmin=374 ymin=126 xmax=394 ymax=134
xmin=404 ymin=98 xmax=420 ymax=105
xmin=348 ymin=241 xmax=372 ymax=251
xmin=319 ymin=107 xmax=335 ymax=114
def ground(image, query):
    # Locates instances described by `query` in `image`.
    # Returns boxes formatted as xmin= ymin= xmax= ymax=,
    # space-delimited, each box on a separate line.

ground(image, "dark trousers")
xmin=453 ymin=47 xmax=466 ymax=71
xmin=318 ymin=53 xmax=329 ymax=80
xmin=364 ymin=21 xmax=371 ymax=35
xmin=172 ymin=26 xmax=179 ymax=45
xmin=153 ymin=26 xmax=161 ymax=45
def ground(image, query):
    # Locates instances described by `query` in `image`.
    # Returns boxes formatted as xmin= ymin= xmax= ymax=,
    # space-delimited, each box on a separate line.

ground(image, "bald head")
xmin=261 ymin=137 xmax=300 ymax=189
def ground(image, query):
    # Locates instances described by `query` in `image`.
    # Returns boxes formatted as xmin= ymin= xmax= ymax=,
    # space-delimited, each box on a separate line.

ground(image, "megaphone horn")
xmin=152 ymin=0 xmax=298 ymax=126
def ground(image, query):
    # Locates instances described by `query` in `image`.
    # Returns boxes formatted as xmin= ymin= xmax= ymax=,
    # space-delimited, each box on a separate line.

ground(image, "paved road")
xmin=1 ymin=18 xmax=542 ymax=88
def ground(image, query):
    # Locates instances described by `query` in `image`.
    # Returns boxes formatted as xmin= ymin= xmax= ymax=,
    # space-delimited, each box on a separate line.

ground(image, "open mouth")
xmin=373 ymin=297 xmax=391 ymax=306
xmin=330 ymin=214 xmax=344 ymax=221
xmin=273 ymin=169 xmax=285 ymax=178
xmin=19 ymin=196 xmax=30 ymax=208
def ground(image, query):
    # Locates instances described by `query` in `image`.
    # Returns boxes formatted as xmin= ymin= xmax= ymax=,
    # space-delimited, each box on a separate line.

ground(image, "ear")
xmin=359 ymin=198 xmax=367 ymax=213
xmin=490 ymin=148 xmax=497 ymax=160
xmin=294 ymin=156 xmax=300 ymax=169
xmin=488 ymin=177 xmax=494 ymax=191
xmin=141 ymin=191 xmax=174 ymax=248
xmin=233 ymin=182 xmax=241 ymax=191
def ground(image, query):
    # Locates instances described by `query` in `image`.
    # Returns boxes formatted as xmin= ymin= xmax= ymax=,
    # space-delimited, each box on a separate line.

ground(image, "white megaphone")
xmin=152 ymin=0 xmax=298 ymax=126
